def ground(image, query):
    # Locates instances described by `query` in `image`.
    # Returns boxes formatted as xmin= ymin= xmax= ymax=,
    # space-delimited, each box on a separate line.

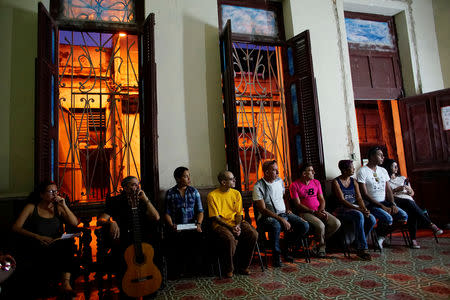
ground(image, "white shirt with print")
xmin=356 ymin=165 xmax=390 ymax=203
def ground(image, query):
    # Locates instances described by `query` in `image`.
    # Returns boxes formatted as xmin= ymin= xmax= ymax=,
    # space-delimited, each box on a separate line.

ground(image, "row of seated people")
xmin=4 ymin=147 xmax=443 ymax=299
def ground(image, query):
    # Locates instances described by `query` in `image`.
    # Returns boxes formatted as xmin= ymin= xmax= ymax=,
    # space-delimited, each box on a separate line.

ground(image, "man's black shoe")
xmin=273 ymin=253 xmax=283 ymax=268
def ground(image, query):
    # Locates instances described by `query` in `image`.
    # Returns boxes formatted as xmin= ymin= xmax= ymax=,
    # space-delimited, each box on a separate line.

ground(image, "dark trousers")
xmin=395 ymin=197 xmax=431 ymax=239
xmin=164 ymin=230 xmax=204 ymax=276
xmin=212 ymin=221 xmax=258 ymax=273
xmin=7 ymin=238 xmax=77 ymax=298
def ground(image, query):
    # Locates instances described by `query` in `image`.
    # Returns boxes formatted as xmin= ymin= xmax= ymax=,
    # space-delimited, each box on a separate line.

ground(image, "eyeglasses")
xmin=226 ymin=177 xmax=236 ymax=181
xmin=373 ymin=173 xmax=380 ymax=183
xmin=47 ymin=190 xmax=58 ymax=195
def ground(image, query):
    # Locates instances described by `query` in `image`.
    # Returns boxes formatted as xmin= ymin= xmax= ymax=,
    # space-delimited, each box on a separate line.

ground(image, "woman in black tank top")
xmin=12 ymin=181 xmax=79 ymax=296
xmin=332 ymin=160 xmax=376 ymax=261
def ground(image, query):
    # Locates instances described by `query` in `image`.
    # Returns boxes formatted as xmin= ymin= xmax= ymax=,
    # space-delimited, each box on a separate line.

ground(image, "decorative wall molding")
xmin=332 ymin=0 xmax=424 ymax=160
xmin=332 ymin=1 xmax=356 ymax=160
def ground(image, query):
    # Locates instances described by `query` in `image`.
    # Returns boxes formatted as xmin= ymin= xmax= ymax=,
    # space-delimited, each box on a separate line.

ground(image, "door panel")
xmin=141 ymin=13 xmax=159 ymax=203
xmin=36 ymin=3 xmax=59 ymax=184
xmin=219 ymin=20 xmax=241 ymax=190
xmin=399 ymin=89 xmax=450 ymax=224
xmin=283 ymin=30 xmax=324 ymax=182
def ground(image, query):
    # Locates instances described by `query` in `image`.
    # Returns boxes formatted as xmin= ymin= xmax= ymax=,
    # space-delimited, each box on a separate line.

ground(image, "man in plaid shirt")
xmin=164 ymin=167 xmax=204 ymax=277
xmin=164 ymin=167 xmax=204 ymax=230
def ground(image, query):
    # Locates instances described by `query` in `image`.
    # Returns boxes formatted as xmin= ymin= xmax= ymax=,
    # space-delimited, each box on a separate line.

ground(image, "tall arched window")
xmin=35 ymin=1 xmax=159 ymax=205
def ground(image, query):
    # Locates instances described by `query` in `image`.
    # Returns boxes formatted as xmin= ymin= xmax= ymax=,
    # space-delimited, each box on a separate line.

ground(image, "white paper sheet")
xmin=177 ymin=223 xmax=197 ymax=231
xmin=60 ymin=233 xmax=81 ymax=239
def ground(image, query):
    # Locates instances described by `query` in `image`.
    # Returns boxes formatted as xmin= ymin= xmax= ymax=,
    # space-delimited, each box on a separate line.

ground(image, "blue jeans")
xmin=335 ymin=208 xmax=376 ymax=250
xmin=368 ymin=201 xmax=408 ymax=227
xmin=257 ymin=213 xmax=309 ymax=253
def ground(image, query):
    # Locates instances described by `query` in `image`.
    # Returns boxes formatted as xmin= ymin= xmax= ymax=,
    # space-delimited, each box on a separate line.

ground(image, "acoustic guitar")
xmin=122 ymin=191 xmax=162 ymax=297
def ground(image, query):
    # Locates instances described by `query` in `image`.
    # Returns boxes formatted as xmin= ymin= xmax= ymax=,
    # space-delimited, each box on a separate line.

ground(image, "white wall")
xmin=0 ymin=7 xmax=13 ymax=192
xmin=411 ymin=0 xmax=443 ymax=92
xmin=433 ymin=0 xmax=450 ymax=88
xmin=0 ymin=0 xmax=48 ymax=197
xmin=286 ymin=0 xmax=360 ymax=180
xmin=147 ymin=0 xmax=225 ymax=189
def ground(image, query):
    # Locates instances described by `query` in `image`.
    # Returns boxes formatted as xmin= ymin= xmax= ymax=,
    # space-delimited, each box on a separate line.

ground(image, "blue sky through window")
xmin=222 ymin=5 xmax=278 ymax=38
xmin=345 ymin=18 xmax=393 ymax=47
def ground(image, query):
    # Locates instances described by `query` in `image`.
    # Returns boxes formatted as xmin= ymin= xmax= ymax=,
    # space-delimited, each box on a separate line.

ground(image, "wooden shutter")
xmin=140 ymin=13 xmax=160 ymax=203
xmin=283 ymin=30 xmax=325 ymax=182
xmin=36 ymin=2 xmax=59 ymax=184
xmin=219 ymin=20 xmax=241 ymax=190
xmin=345 ymin=12 xmax=403 ymax=100
xmin=398 ymin=89 xmax=450 ymax=224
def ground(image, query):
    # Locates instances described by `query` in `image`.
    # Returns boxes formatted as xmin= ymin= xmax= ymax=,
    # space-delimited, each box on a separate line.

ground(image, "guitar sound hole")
xmin=135 ymin=255 xmax=146 ymax=265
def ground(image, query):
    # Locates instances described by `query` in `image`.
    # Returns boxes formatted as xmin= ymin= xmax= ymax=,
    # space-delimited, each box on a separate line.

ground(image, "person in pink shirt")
xmin=290 ymin=163 xmax=340 ymax=257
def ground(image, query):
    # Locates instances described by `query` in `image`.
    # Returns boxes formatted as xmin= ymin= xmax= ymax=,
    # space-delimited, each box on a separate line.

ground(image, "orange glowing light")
xmin=119 ymin=33 xmax=127 ymax=37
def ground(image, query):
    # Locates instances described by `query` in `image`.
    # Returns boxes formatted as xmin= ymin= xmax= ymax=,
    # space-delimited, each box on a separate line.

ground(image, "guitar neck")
xmin=130 ymin=207 xmax=144 ymax=259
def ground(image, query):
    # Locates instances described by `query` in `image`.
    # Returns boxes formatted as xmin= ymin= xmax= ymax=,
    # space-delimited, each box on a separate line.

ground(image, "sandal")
xmin=431 ymin=224 xmax=443 ymax=235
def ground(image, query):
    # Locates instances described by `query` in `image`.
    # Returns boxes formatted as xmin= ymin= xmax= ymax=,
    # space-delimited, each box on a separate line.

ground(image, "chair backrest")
xmin=325 ymin=193 xmax=339 ymax=213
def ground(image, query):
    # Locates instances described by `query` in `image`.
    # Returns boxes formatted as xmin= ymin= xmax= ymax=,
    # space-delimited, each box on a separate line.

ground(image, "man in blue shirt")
xmin=164 ymin=167 xmax=204 ymax=277
xmin=164 ymin=167 xmax=204 ymax=230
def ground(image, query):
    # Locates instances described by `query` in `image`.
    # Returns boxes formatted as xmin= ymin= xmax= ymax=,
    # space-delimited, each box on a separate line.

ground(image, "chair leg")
xmin=161 ymin=255 xmax=168 ymax=288
xmin=257 ymin=232 xmax=268 ymax=268
xmin=401 ymin=230 xmax=408 ymax=247
xmin=300 ymin=237 xmax=311 ymax=263
xmin=255 ymin=242 xmax=265 ymax=271
xmin=217 ymin=257 xmax=222 ymax=279
xmin=342 ymin=236 xmax=351 ymax=258
xmin=371 ymin=230 xmax=381 ymax=252
xmin=404 ymin=230 xmax=412 ymax=247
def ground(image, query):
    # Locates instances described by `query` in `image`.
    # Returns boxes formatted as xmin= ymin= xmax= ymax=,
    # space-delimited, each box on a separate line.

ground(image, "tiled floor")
xmin=8 ymin=231 xmax=450 ymax=300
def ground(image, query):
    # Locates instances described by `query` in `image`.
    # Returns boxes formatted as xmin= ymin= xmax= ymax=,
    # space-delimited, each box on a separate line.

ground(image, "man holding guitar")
xmin=98 ymin=176 xmax=161 ymax=299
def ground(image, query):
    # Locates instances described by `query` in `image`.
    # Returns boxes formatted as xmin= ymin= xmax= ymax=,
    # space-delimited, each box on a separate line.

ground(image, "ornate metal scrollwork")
xmin=231 ymin=43 xmax=291 ymax=191
xmin=57 ymin=30 xmax=140 ymax=202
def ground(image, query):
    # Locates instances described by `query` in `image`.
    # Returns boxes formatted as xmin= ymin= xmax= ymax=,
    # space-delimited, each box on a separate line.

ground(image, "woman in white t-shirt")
xmin=383 ymin=159 xmax=443 ymax=248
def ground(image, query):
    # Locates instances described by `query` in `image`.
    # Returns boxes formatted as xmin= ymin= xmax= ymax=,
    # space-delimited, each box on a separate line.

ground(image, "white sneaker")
xmin=377 ymin=236 xmax=385 ymax=250
xmin=411 ymin=239 xmax=421 ymax=249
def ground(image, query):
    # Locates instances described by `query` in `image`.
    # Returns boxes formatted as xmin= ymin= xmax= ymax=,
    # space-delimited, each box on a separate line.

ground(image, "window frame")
xmin=217 ymin=0 xmax=286 ymax=45
xmin=218 ymin=2 xmax=326 ymax=190
xmin=36 ymin=2 xmax=159 ymax=205
xmin=50 ymin=0 xmax=144 ymax=33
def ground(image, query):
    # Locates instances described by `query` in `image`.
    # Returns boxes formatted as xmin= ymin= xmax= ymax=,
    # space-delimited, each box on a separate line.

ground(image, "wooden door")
xmin=36 ymin=2 xmax=59 ymax=184
xmin=283 ymin=30 xmax=325 ymax=182
xmin=398 ymin=89 xmax=450 ymax=224
xmin=140 ymin=13 xmax=159 ymax=203
xmin=219 ymin=20 xmax=241 ymax=190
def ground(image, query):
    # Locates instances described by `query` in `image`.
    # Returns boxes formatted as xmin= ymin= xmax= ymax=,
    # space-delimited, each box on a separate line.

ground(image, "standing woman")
xmin=332 ymin=160 xmax=376 ymax=260
xmin=12 ymin=181 xmax=79 ymax=294
xmin=382 ymin=159 xmax=443 ymax=248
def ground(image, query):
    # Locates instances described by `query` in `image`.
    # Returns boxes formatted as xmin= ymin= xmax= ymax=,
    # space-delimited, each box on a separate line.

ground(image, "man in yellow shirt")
xmin=207 ymin=170 xmax=258 ymax=278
